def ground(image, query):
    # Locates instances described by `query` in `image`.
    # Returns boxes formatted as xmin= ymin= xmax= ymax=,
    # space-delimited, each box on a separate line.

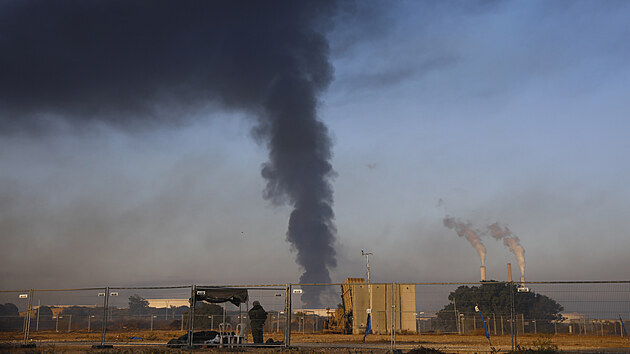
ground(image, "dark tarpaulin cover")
xmin=195 ymin=287 xmax=249 ymax=306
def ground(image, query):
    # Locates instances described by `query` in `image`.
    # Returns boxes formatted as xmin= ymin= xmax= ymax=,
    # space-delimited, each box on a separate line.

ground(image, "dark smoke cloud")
xmin=0 ymin=0 xmax=338 ymax=305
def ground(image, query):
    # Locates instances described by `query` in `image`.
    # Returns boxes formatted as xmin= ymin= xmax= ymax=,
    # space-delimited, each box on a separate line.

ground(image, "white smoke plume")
xmin=443 ymin=215 xmax=486 ymax=266
xmin=488 ymin=223 xmax=526 ymax=279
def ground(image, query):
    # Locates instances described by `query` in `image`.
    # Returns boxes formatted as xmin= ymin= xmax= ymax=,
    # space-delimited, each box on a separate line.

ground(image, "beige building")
xmin=146 ymin=299 xmax=190 ymax=308
xmin=294 ymin=308 xmax=333 ymax=317
xmin=344 ymin=279 xmax=417 ymax=335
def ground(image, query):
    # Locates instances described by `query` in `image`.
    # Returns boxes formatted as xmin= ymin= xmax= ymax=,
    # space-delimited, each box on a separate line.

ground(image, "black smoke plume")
xmin=0 ymin=0 xmax=338 ymax=305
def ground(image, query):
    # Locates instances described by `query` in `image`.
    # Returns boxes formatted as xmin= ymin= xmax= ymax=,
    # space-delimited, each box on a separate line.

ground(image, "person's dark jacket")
xmin=248 ymin=304 xmax=267 ymax=329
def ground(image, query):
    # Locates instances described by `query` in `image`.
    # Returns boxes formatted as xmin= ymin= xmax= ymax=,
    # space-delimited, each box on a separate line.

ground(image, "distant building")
xmin=294 ymin=308 xmax=333 ymax=317
xmin=146 ymin=299 xmax=189 ymax=308
xmin=561 ymin=312 xmax=586 ymax=321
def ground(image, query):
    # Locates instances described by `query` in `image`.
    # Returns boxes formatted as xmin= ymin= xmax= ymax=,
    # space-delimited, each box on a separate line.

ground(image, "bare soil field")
xmin=1 ymin=330 xmax=629 ymax=352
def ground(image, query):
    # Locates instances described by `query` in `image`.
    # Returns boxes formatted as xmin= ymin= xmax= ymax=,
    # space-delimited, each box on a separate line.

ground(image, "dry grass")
xmin=1 ymin=330 xmax=629 ymax=352
xmin=289 ymin=332 xmax=630 ymax=350
xmin=0 ymin=329 xmax=183 ymax=343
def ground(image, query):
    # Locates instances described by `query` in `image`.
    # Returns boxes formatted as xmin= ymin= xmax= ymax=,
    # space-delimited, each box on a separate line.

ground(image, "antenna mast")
xmin=361 ymin=249 xmax=373 ymax=283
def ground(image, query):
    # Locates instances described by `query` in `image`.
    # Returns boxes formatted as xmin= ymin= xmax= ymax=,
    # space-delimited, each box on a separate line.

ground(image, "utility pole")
xmin=361 ymin=249 xmax=374 ymax=328
xmin=361 ymin=250 xmax=373 ymax=283
xmin=510 ymin=282 xmax=516 ymax=351
xmin=36 ymin=300 xmax=40 ymax=332
xmin=453 ymin=298 xmax=460 ymax=334
xmin=100 ymin=287 xmax=109 ymax=347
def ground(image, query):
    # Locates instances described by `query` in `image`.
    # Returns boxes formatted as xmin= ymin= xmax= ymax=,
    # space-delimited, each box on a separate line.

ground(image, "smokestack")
xmin=480 ymin=266 xmax=486 ymax=281
xmin=488 ymin=223 xmax=526 ymax=281
xmin=507 ymin=263 xmax=512 ymax=282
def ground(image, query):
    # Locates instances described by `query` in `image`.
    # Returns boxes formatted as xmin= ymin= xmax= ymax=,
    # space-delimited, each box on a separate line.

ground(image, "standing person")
xmin=248 ymin=300 xmax=267 ymax=344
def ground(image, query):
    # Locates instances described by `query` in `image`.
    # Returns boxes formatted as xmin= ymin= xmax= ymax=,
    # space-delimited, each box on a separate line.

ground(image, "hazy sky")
xmin=1 ymin=0 xmax=629 ymax=292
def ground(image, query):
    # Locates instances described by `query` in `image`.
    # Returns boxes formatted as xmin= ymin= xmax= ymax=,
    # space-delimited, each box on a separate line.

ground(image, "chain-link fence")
xmin=1 ymin=281 xmax=629 ymax=351
xmin=413 ymin=282 xmax=630 ymax=336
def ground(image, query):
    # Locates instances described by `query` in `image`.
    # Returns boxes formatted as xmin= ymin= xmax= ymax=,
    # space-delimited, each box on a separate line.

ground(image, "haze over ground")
xmin=1 ymin=0 xmax=629 ymax=294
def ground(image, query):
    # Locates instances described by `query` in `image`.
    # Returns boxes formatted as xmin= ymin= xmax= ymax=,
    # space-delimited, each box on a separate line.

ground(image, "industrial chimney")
xmin=517 ymin=275 xmax=530 ymax=292
xmin=507 ymin=263 xmax=512 ymax=282
xmin=480 ymin=266 xmax=486 ymax=281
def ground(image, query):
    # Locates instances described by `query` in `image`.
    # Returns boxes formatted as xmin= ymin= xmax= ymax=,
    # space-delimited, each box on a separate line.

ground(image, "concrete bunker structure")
xmin=342 ymin=278 xmax=416 ymax=335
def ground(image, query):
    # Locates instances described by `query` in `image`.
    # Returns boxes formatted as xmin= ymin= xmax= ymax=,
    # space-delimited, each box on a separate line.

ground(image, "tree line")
xmin=435 ymin=282 xmax=563 ymax=333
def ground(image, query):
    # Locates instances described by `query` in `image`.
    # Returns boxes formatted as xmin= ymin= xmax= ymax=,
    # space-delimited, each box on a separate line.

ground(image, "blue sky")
xmin=325 ymin=1 xmax=630 ymax=283
xmin=1 ymin=1 xmax=629 ymax=290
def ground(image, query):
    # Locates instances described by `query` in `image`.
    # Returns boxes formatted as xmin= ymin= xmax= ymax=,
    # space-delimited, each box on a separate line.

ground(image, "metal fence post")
xmin=390 ymin=282 xmax=396 ymax=351
xmin=100 ymin=286 xmax=109 ymax=347
xmin=453 ymin=298 xmax=460 ymax=334
xmin=393 ymin=282 xmax=397 ymax=350
xmin=187 ymin=284 xmax=196 ymax=347
xmin=284 ymin=284 xmax=292 ymax=347
xmin=510 ymin=282 xmax=515 ymax=351
xmin=35 ymin=299 xmax=40 ymax=332
xmin=22 ymin=289 xmax=34 ymax=346
xmin=384 ymin=283 xmax=394 ymax=351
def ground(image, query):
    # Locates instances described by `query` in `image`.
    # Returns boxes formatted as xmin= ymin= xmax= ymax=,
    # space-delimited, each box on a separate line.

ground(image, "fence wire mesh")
xmin=1 ymin=281 xmax=629 ymax=351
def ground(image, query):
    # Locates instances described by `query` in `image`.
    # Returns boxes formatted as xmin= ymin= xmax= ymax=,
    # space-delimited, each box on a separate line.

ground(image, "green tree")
xmin=0 ymin=303 xmax=21 ymax=330
xmin=192 ymin=302 xmax=224 ymax=329
xmin=128 ymin=294 xmax=150 ymax=315
xmin=38 ymin=306 xmax=53 ymax=320
xmin=0 ymin=303 xmax=19 ymax=315
xmin=61 ymin=306 xmax=87 ymax=317
xmin=435 ymin=282 xmax=563 ymax=333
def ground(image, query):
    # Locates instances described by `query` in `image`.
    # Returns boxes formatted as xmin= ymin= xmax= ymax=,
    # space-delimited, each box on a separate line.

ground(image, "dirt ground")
xmin=1 ymin=330 xmax=629 ymax=352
